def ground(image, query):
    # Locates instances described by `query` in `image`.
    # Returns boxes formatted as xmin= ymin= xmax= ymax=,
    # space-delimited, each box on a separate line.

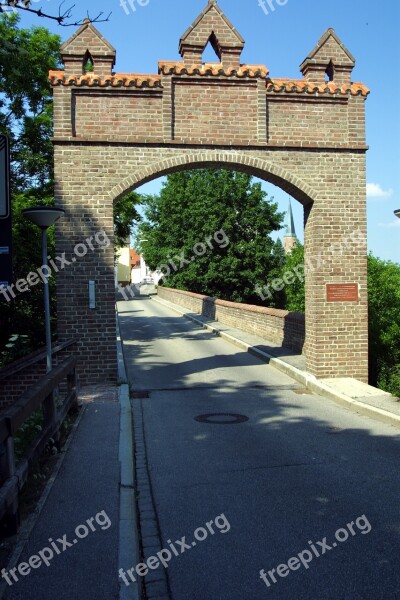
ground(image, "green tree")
xmin=0 ymin=13 xmax=61 ymax=189
xmin=0 ymin=14 xmax=61 ymax=357
xmin=137 ymin=169 xmax=284 ymax=304
xmin=114 ymin=192 xmax=143 ymax=250
xmin=282 ymin=243 xmax=305 ymax=312
xmin=272 ymin=238 xmax=286 ymax=270
xmin=368 ymin=254 xmax=400 ymax=396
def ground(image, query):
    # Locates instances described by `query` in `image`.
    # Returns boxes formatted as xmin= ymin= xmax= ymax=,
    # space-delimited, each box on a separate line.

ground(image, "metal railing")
xmin=0 ymin=356 xmax=78 ymax=536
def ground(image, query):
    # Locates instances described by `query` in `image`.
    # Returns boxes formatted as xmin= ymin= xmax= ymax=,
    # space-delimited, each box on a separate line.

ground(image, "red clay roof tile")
xmin=158 ymin=61 xmax=269 ymax=78
xmin=48 ymin=68 xmax=369 ymax=96
xmin=267 ymin=78 xmax=370 ymax=96
xmin=48 ymin=70 xmax=161 ymax=88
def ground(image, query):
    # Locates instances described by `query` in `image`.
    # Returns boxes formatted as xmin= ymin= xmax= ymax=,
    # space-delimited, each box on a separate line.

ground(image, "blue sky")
xmin=17 ymin=0 xmax=400 ymax=261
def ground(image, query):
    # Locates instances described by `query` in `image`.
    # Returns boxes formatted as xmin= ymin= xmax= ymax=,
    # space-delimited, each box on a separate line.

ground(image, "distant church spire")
xmin=283 ymin=199 xmax=297 ymax=254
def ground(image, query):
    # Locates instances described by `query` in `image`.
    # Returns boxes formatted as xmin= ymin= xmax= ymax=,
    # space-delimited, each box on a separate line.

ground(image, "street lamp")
xmin=394 ymin=209 xmax=400 ymax=219
xmin=22 ymin=207 xmax=65 ymax=373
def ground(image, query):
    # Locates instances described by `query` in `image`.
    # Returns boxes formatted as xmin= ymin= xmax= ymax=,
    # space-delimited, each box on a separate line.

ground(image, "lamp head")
xmin=22 ymin=207 xmax=65 ymax=229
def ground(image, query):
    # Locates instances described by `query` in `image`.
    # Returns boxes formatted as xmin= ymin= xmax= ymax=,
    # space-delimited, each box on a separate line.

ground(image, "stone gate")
xmin=50 ymin=0 xmax=370 ymax=384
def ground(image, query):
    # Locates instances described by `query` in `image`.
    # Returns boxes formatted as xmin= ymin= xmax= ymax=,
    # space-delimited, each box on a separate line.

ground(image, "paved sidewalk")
xmin=3 ymin=386 xmax=122 ymax=600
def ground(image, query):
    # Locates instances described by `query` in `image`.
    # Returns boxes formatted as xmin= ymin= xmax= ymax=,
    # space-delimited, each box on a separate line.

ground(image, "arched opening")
xmin=202 ymin=32 xmax=221 ymax=63
xmin=325 ymin=60 xmax=335 ymax=82
xmin=82 ymin=50 xmax=94 ymax=73
xmin=112 ymin=156 xmax=313 ymax=359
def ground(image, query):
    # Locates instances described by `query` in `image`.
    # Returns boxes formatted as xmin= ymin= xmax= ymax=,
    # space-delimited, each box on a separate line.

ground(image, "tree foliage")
xmin=114 ymin=192 xmax=142 ymax=250
xmin=0 ymin=13 xmax=60 ymax=189
xmin=137 ymin=169 xmax=284 ymax=304
xmin=281 ymin=243 xmax=305 ymax=312
xmin=368 ymin=254 xmax=400 ymax=396
xmin=0 ymin=14 xmax=60 ymax=358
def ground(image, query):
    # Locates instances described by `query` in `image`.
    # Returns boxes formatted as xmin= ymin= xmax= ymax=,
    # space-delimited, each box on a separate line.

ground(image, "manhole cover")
xmin=194 ymin=413 xmax=249 ymax=425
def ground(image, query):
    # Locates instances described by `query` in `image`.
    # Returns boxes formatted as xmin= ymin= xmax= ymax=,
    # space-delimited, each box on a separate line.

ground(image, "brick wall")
xmin=73 ymin=92 xmax=163 ymax=140
xmin=157 ymin=287 xmax=305 ymax=353
xmin=267 ymin=98 xmax=349 ymax=146
xmin=173 ymin=80 xmax=258 ymax=144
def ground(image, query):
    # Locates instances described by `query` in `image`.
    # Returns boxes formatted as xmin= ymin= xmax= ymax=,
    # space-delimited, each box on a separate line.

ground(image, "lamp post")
xmin=22 ymin=207 xmax=65 ymax=373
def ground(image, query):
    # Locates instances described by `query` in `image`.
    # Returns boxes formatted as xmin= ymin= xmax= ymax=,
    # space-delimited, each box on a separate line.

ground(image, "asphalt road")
xmin=118 ymin=296 xmax=400 ymax=600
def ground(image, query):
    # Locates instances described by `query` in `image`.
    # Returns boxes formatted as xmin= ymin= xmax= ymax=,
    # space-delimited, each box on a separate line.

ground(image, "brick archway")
xmin=51 ymin=2 xmax=370 ymax=384
xmin=110 ymin=152 xmax=316 ymax=206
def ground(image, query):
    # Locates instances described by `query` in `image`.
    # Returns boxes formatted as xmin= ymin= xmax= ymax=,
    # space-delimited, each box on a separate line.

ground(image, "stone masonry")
xmin=50 ymin=0 xmax=370 ymax=383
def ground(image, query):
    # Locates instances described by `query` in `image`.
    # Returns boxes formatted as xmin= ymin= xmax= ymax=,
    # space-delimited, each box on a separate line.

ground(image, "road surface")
xmin=118 ymin=296 xmax=400 ymax=600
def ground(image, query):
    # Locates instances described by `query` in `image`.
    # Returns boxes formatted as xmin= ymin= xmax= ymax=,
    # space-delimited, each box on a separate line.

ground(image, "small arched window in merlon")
xmin=83 ymin=50 xmax=94 ymax=73
xmin=325 ymin=60 xmax=335 ymax=82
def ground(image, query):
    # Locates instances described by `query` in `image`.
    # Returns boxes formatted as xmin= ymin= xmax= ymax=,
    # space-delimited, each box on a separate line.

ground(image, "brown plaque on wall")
xmin=326 ymin=283 xmax=359 ymax=303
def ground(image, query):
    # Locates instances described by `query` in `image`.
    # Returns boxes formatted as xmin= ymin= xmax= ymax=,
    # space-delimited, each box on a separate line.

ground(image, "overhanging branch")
xmin=0 ymin=1 xmax=111 ymax=26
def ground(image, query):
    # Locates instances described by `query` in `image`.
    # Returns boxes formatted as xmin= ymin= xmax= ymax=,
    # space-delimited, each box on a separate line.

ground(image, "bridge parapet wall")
xmin=157 ymin=287 xmax=305 ymax=353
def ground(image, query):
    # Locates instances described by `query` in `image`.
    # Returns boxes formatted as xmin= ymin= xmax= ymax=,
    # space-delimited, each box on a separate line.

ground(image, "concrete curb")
xmin=116 ymin=308 xmax=141 ymax=600
xmin=118 ymin=385 xmax=141 ymax=600
xmin=117 ymin=311 xmax=129 ymax=385
xmin=152 ymin=296 xmax=400 ymax=429
xmin=131 ymin=399 xmax=171 ymax=600
xmin=117 ymin=304 xmax=170 ymax=600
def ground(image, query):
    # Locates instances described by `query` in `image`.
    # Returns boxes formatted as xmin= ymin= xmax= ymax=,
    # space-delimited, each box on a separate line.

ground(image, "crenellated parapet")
xmin=50 ymin=3 xmax=369 ymax=149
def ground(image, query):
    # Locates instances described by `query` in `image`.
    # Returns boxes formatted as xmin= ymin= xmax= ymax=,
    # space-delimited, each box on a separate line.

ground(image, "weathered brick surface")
xmin=50 ymin=5 xmax=370 ymax=383
xmin=73 ymin=92 xmax=163 ymax=139
xmin=173 ymin=80 xmax=258 ymax=144
xmin=267 ymin=98 xmax=349 ymax=146
xmin=157 ymin=287 xmax=305 ymax=353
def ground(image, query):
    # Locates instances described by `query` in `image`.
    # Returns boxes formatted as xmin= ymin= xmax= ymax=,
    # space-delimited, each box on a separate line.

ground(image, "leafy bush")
xmin=0 ymin=334 xmax=32 ymax=368
xmin=368 ymin=254 xmax=400 ymax=397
